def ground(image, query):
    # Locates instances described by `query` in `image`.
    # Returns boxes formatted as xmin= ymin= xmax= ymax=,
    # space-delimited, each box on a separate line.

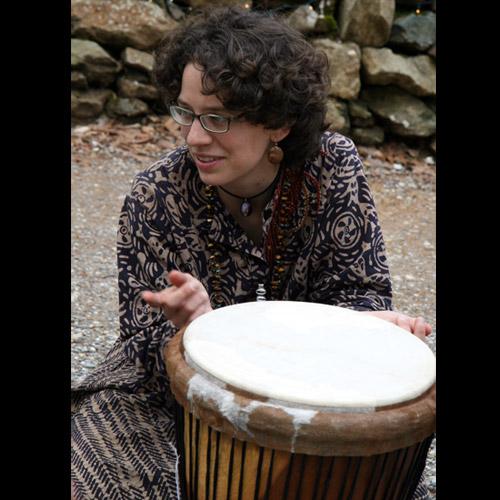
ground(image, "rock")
xmin=389 ymin=12 xmax=436 ymax=53
xmin=71 ymin=71 xmax=88 ymax=90
xmin=72 ymin=89 xmax=114 ymax=119
xmin=72 ymin=332 xmax=83 ymax=342
xmin=351 ymin=115 xmax=375 ymax=128
xmin=424 ymin=96 xmax=436 ymax=113
xmin=326 ymin=98 xmax=350 ymax=135
xmin=187 ymin=0 xmax=250 ymax=6
xmin=117 ymin=76 xmax=159 ymax=101
xmin=286 ymin=5 xmax=318 ymax=34
xmin=348 ymin=100 xmax=374 ymax=127
xmin=361 ymin=86 xmax=436 ymax=138
xmin=105 ymin=95 xmax=149 ymax=118
xmin=71 ymin=38 xmax=121 ymax=87
xmin=71 ymin=0 xmax=177 ymax=51
xmin=430 ymin=137 xmax=436 ymax=153
xmin=358 ymin=145 xmax=384 ymax=160
xmin=350 ymin=126 xmax=385 ymax=146
xmin=122 ymin=47 xmax=154 ymax=75
xmin=348 ymin=100 xmax=372 ymax=120
xmin=338 ymin=0 xmax=395 ymax=47
xmin=312 ymin=39 xmax=361 ymax=100
xmin=251 ymin=0 xmax=304 ymax=7
xmin=314 ymin=15 xmax=339 ymax=37
xmin=362 ymin=47 xmax=436 ymax=97
xmin=124 ymin=67 xmax=151 ymax=84
xmin=428 ymin=45 xmax=436 ymax=59
xmin=159 ymin=0 xmax=185 ymax=21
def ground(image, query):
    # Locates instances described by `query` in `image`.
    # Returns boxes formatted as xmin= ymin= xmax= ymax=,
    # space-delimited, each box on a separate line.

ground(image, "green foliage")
xmin=313 ymin=14 xmax=338 ymax=38
xmin=323 ymin=14 xmax=338 ymax=34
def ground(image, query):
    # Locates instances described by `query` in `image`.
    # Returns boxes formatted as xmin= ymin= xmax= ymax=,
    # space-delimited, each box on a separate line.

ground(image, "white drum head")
xmin=183 ymin=301 xmax=436 ymax=410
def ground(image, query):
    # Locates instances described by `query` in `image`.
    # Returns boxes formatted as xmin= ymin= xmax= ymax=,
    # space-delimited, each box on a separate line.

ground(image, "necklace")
xmin=204 ymin=167 xmax=318 ymax=307
xmin=218 ymin=167 xmax=281 ymax=217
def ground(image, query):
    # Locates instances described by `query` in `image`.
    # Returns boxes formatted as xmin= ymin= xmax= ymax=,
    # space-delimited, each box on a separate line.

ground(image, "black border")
xmin=7 ymin=0 xmax=69 ymax=493
xmin=17 ymin=0 xmax=72 ymax=496
xmin=436 ymin=1 xmax=494 ymax=497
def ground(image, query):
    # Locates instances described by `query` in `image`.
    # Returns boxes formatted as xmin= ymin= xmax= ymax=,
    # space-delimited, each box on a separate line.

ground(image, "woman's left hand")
xmin=360 ymin=310 xmax=432 ymax=342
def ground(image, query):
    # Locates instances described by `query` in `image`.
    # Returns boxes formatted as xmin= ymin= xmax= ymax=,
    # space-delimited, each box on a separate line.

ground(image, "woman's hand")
xmin=360 ymin=310 xmax=432 ymax=342
xmin=142 ymin=270 xmax=213 ymax=329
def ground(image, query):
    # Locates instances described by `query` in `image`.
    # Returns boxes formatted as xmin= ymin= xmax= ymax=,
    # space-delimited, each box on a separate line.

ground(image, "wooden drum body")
xmin=165 ymin=302 xmax=436 ymax=500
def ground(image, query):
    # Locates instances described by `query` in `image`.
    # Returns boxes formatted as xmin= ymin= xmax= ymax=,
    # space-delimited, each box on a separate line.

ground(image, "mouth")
xmin=192 ymin=153 xmax=225 ymax=171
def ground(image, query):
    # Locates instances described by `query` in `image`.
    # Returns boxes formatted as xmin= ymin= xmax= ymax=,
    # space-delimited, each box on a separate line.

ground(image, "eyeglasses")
xmin=169 ymin=104 xmax=238 ymax=134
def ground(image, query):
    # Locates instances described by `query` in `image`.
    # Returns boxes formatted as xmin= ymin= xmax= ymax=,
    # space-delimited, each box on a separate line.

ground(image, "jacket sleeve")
xmin=117 ymin=169 xmax=181 ymax=341
xmin=307 ymin=134 xmax=393 ymax=311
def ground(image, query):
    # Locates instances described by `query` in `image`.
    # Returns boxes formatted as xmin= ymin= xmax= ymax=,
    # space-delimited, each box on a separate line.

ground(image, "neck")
xmin=220 ymin=164 xmax=280 ymax=198
xmin=216 ymin=165 xmax=281 ymax=216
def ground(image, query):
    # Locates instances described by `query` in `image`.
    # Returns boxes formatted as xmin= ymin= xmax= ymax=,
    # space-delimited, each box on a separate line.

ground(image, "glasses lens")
xmin=170 ymin=105 xmax=193 ymax=126
xmin=200 ymin=114 xmax=229 ymax=133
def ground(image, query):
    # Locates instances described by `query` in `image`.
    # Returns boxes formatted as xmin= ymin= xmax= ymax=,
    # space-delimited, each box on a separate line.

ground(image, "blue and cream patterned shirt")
xmin=75 ymin=131 xmax=392 ymax=396
xmin=117 ymin=131 xmax=392 ymax=340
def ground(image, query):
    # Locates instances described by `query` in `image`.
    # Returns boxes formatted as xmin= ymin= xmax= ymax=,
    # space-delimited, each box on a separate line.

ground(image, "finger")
xmin=166 ymin=279 xmax=202 ymax=309
xmin=142 ymin=290 xmax=180 ymax=324
xmin=395 ymin=315 xmax=413 ymax=333
xmin=168 ymin=282 xmax=212 ymax=328
xmin=425 ymin=323 xmax=432 ymax=336
xmin=143 ymin=280 xmax=197 ymax=311
xmin=141 ymin=290 xmax=166 ymax=307
xmin=359 ymin=310 xmax=398 ymax=324
xmin=412 ymin=317 xmax=427 ymax=341
xmin=168 ymin=270 xmax=189 ymax=287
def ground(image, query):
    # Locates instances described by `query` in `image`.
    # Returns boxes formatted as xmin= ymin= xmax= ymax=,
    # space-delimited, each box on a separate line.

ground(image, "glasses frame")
xmin=169 ymin=103 xmax=238 ymax=134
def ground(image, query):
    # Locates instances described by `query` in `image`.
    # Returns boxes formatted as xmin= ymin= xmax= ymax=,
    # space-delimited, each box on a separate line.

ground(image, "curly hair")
xmin=153 ymin=6 xmax=330 ymax=170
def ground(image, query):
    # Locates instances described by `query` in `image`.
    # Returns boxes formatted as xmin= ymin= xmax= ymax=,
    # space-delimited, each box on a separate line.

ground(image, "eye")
xmin=177 ymin=107 xmax=193 ymax=117
xmin=202 ymin=114 xmax=230 ymax=132
xmin=206 ymin=114 xmax=227 ymax=123
xmin=170 ymin=105 xmax=194 ymax=126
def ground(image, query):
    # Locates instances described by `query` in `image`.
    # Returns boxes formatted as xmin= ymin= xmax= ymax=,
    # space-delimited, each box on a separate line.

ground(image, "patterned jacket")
xmin=76 ymin=131 xmax=392 ymax=396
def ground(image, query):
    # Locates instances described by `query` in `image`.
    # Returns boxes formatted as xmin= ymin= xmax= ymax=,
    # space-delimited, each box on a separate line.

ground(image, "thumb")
xmin=168 ymin=270 xmax=188 ymax=287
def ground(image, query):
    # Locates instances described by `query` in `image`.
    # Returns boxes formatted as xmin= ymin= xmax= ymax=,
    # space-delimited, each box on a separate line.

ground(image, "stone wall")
xmin=71 ymin=0 xmax=436 ymax=150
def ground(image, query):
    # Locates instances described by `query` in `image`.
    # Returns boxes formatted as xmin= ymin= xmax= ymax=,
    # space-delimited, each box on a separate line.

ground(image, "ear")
xmin=270 ymin=126 xmax=291 ymax=143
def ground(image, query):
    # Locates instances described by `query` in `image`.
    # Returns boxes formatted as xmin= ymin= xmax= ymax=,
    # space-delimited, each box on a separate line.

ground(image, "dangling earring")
xmin=268 ymin=141 xmax=284 ymax=164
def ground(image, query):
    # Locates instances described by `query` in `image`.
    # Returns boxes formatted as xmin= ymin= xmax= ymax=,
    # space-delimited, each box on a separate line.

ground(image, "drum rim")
xmin=165 ymin=329 xmax=436 ymax=457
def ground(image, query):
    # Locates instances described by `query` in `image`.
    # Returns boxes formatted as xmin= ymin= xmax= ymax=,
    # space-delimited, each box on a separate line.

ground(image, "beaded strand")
xmin=204 ymin=185 xmax=225 ymax=309
xmin=204 ymin=165 xmax=318 ymax=306
xmin=265 ymin=169 xmax=312 ymax=299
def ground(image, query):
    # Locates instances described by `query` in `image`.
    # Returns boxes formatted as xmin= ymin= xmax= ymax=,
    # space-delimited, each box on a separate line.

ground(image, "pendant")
xmin=240 ymin=199 xmax=252 ymax=217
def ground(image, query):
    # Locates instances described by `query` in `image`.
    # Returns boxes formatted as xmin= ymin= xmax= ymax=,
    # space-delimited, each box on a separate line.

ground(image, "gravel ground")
xmin=71 ymin=125 xmax=436 ymax=497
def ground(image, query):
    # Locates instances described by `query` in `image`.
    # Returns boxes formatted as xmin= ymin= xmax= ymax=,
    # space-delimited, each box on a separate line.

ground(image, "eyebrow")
xmin=176 ymin=98 xmax=227 ymax=114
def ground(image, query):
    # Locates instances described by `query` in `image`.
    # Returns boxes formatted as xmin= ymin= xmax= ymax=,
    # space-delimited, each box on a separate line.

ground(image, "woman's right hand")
xmin=360 ymin=310 xmax=432 ymax=342
xmin=142 ymin=270 xmax=213 ymax=329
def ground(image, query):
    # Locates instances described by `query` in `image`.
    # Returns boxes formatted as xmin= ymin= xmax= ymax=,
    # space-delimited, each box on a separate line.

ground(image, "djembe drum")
xmin=165 ymin=301 xmax=436 ymax=500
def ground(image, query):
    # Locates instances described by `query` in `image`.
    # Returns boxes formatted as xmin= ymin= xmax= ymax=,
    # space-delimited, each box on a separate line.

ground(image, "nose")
xmin=184 ymin=117 xmax=213 ymax=147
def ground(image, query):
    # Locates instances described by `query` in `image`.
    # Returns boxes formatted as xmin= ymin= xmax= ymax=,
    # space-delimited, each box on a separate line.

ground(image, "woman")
xmin=71 ymin=6 xmax=432 ymax=499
